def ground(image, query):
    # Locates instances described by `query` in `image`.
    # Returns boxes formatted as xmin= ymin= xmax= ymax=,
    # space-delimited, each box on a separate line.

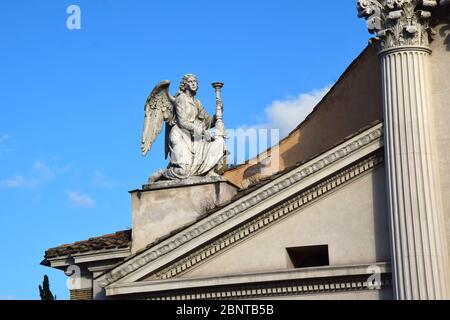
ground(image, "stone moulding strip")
xmin=378 ymin=45 xmax=432 ymax=58
xmin=99 ymin=124 xmax=384 ymax=287
xmin=144 ymin=274 xmax=392 ymax=300
xmin=149 ymin=153 xmax=384 ymax=280
xmin=106 ymin=263 xmax=390 ymax=297
xmin=46 ymin=247 xmax=131 ymax=268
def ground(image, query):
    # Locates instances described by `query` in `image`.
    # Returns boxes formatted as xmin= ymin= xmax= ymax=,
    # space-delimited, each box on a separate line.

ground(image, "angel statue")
xmin=141 ymin=74 xmax=227 ymax=183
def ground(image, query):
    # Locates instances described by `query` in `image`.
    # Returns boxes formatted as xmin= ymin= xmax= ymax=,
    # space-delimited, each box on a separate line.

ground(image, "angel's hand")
xmin=203 ymin=130 xmax=213 ymax=142
xmin=193 ymin=126 xmax=204 ymax=137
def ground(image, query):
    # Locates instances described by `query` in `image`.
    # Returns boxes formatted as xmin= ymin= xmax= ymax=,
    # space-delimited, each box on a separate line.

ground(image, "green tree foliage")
xmin=39 ymin=275 xmax=56 ymax=300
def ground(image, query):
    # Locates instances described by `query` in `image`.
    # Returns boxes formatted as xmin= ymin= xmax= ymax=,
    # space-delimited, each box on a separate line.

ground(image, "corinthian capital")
xmin=357 ymin=0 xmax=439 ymax=52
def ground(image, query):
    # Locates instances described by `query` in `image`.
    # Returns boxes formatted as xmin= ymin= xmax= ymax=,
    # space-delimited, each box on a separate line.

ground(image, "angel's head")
xmin=179 ymin=74 xmax=198 ymax=94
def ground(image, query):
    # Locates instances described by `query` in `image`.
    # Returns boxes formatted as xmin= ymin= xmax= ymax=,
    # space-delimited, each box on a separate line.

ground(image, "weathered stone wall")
xmin=430 ymin=14 xmax=450 ymax=265
xmin=131 ymin=180 xmax=238 ymax=254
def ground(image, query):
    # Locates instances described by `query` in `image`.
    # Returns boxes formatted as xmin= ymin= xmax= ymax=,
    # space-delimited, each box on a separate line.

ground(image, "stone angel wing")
xmin=141 ymin=80 xmax=175 ymax=156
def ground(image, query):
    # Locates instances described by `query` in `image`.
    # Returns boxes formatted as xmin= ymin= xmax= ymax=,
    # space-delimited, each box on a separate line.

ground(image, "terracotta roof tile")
xmin=44 ymin=230 xmax=131 ymax=260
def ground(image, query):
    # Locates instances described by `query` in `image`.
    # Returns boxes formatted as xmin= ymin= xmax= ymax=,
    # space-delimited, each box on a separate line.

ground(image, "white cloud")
xmin=91 ymin=171 xmax=117 ymax=189
xmin=230 ymin=86 xmax=332 ymax=163
xmin=0 ymin=134 xmax=10 ymax=143
xmin=0 ymin=134 xmax=14 ymax=156
xmin=0 ymin=159 xmax=71 ymax=189
xmin=32 ymin=160 xmax=56 ymax=181
xmin=67 ymin=191 xmax=95 ymax=208
xmin=238 ymin=86 xmax=332 ymax=137
xmin=265 ymin=86 xmax=332 ymax=137
xmin=0 ymin=175 xmax=38 ymax=188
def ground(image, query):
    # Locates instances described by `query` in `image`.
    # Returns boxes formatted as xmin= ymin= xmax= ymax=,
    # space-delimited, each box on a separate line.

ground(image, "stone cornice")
xmin=45 ymin=247 xmax=130 ymax=269
xmin=97 ymin=123 xmax=384 ymax=288
xmin=146 ymin=276 xmax=392 ymax=300
xmin=357 ymin=0 xmax=440 ymax=52
xmin=106 ymin=263 xmax=391 ymax=299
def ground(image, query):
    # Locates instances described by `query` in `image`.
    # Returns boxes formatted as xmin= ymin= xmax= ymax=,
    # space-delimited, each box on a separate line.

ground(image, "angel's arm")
xmin=176 ymin=95 xmax=205 ymax=135
xmin=196 ymin=99 xmax=217 ymax=129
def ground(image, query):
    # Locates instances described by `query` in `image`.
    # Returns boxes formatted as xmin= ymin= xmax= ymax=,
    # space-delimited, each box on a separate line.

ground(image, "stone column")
xmin=358 ymin=0 xmax=450 ymax=299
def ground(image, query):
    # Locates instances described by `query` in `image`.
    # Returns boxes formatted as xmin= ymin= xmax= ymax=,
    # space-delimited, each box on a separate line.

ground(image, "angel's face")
xmin=185 ymin=77 xmax=198 ymax=93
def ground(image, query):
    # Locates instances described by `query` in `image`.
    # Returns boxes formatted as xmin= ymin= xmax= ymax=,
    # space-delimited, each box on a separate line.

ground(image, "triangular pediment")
xmin=97 ymin=123 xmax=384 ymax=294
xmin=144 ymin=159 xmax=389 ymax=282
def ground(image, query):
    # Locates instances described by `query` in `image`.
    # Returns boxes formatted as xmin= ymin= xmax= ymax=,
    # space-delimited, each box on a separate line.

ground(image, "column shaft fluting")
xmin=380 ymin=47 xmax=449 ymax=299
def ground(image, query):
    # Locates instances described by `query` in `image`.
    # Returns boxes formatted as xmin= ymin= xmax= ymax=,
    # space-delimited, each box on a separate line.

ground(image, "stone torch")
xmin=212 ymin=82 xmax=228 ymax=171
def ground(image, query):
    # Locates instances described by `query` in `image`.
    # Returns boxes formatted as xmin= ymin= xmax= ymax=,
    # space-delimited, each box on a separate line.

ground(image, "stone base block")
xmin=131 ymin=177 xmax=238 ymax=254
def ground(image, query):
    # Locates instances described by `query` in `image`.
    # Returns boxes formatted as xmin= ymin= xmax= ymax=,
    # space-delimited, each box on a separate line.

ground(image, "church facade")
xmin=42 ymin=2 xmax=450 ymax=300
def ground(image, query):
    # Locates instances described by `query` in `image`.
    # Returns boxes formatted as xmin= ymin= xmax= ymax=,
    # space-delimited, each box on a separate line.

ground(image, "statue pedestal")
xmin=130 ymin=177 xmax=238 ymax=254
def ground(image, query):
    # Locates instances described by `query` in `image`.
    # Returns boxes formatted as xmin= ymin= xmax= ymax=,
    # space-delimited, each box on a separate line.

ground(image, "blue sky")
xmin=0 ymin=1 xmax=370 ymax=300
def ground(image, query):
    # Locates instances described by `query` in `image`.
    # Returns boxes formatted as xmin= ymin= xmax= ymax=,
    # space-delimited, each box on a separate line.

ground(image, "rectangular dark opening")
xmin=287 ymin=245 xmax=329 ymax=269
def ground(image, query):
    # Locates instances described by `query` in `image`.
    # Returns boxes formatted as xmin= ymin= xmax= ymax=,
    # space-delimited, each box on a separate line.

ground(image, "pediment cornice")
xmin=106 ymin=263 xmax=391 ymax=299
